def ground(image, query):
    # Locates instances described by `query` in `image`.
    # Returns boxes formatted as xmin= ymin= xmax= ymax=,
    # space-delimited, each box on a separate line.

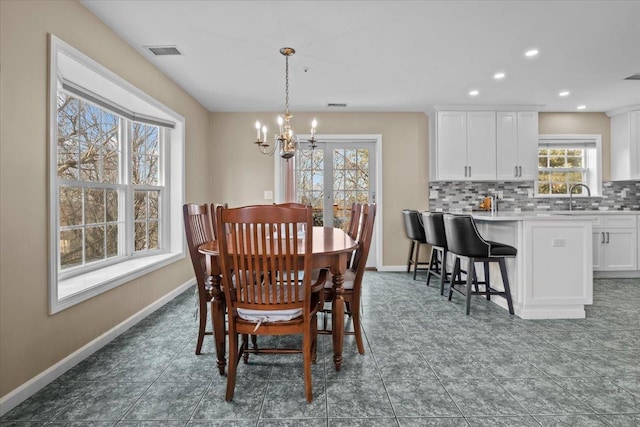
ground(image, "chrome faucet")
xmin=569 ymin=183 xmax=591 ymax=211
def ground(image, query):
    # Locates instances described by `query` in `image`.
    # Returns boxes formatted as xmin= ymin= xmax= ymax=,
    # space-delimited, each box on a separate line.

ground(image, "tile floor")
xmin=2 ymin=273 xmax=639 ymax=426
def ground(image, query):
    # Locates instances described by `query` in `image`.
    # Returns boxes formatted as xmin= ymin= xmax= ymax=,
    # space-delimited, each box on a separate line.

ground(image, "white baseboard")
xmin=0 ymin=278 xmax=195 ymax=417
xmin=377 ymin=265 xmax=410 ymax=272
xmin=594 ymin=271 xmax=640 ymax=279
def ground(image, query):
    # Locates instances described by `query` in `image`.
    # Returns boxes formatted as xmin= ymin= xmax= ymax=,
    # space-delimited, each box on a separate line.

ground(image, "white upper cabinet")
xmin=609 ymin=107 xmax=640 ymax=181
xmin=434 ymin=109 xmax=538 ymax=181
xmin=436 ymin=111 xmax=496 ymax=181
xmin=496 ymin=111 xmax=539 ymax=181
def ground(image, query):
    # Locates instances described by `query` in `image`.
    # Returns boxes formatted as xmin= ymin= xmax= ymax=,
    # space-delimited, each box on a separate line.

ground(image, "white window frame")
xmin=48 ymin=34 xmax=185 ymax=314
xmin=536 ymin=134 xmax=602 ymax=198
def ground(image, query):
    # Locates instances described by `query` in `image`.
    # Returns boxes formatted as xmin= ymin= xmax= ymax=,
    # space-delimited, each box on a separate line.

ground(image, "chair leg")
xmin=465 ymin=258 xmax=475 ymax=315
xmin=311 ymin=314 xmax=318 ymax=364
xmin=499 ymin=258 xmax=515 ymax=315
xmin=484 ymin=261 xmax=491 ymax=301
xmin=303 ymin=325 xmax=313 ymax=403
xmin=413 ymin=242 xmax=421 ymax=280
xmin=448 ymin=256 xmax=460 ymax=301
xmin=426 ymin=247 xmax=437 ymax=287
xmin=352 ymin=299 xmax=365 ymax=355
xmin=407 ymin=240 xmax=415 ymax=272
xmin=195 ymin=298 xmax=207 ymax=355
xmin=225 ymin=326 xmax=239 ymax=402
xmin=212 ymin=295 xmax=227 ymax=375
xmin=440 ymin=249 xmax=448 ymax=296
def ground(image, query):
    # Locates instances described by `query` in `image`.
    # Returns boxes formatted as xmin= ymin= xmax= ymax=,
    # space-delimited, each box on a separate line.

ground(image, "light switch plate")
xmin=264 ymin=190 xmax=273 ymax=200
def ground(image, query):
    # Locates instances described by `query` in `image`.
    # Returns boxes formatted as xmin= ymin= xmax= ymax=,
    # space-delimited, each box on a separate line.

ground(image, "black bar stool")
xmin=443 ymin=214 xmax=515 ymax=315
xmin=402 ymin=209 xmax=430 ymax=280
xmin=422 ymin=211 xmax=449 ymax=295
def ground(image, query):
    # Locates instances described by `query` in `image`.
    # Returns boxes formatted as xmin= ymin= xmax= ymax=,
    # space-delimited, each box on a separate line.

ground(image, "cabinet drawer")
xmin=600 ymin=215 xmax=637 ymax=228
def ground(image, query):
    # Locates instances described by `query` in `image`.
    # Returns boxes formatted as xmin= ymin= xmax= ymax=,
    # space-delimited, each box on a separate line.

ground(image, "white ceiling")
xmin=81 ymin=0 xmax=640 ymax=113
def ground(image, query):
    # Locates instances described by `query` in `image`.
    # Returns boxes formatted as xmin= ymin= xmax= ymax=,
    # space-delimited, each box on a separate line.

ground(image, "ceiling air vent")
xmin=327 ymin=103 xmax=348 ymax=108
xmin=624 ymin=73 xmax=640 ymax=80
xmin=146 ymin=45 xmax=182 ymax=56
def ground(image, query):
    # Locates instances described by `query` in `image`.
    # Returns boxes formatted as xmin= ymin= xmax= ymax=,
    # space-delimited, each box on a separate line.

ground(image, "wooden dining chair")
xmin=183 ymin=203 xmax=217 ymax=356
xmin=216 ymin=204 xmax=327 ymax=403
xmin=321 ymin=203 xmax=376 ymax=354
xmin=347 ymin=202 xmax=362 ymax=240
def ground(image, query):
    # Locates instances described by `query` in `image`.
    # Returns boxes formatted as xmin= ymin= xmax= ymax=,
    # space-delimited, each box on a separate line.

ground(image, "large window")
xmin=536 ymin=135 xmax=602 ymax=197
xmin=50 ymin=35 xmax=185 ymax=313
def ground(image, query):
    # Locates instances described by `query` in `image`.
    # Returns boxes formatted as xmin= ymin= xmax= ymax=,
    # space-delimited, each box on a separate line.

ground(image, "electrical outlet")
xmin=429 ymin=190 xmax=438 ymax=199
xmin=497 ymin=190 xmax=504 ymax=199
xmin=264 ymin=190 xmax=273 ymax=200
xmin=527 ymin=189 xmax=534 ymax=198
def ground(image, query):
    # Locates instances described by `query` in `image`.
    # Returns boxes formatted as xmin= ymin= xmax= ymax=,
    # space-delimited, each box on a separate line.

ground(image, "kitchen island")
xmin=464 ymin=211 xmax=594 ymax=319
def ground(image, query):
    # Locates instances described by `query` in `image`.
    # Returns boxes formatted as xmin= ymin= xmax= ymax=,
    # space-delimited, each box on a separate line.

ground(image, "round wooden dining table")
xmin=198 ymin=226 xmax=358 ymax=372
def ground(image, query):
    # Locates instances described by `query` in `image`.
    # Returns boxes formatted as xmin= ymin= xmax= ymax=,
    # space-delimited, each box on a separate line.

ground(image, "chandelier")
xmin=253 ymin=47 xmax=317 ymax=159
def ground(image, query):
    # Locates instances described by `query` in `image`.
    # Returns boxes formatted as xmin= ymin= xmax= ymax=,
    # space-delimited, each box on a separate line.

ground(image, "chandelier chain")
xmin=285 ymin=55 xmax=290 ymax=115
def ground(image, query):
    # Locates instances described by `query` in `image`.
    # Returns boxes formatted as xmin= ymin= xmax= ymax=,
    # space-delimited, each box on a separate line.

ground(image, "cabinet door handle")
xmin=468 ymin=166 xmax=471 ymax=177
xmin=519 ymin=166 xmax=522 ymax=177
xmin=514 ymin=166 xmax=518 ymax=177
xmin=464 ymin=166 xmax=467 ymax=177
xmin=601 ymin=232 xmax=605 ymax=244
xmin=606 ymin=232 xmax=610 ymax=244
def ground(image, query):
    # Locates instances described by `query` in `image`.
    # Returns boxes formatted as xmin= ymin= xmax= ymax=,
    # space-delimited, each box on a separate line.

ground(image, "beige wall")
xmin=210 ymin=112 xmax=430 ymax=267
xmin=539 ymin=112 xmax=611 ymax=181
xmin=0 ymin=0 xmax=211 ymax=398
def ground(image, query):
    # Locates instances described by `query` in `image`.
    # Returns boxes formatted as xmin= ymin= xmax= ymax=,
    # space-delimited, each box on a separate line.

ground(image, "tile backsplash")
xmin=428 ymin=181 xmax=640 ymax=212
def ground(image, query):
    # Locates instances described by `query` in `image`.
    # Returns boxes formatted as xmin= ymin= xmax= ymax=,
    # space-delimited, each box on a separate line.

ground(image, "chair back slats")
xmin=217 ymin=205 xmax=313 ymax=313
xmin=348 ymin=202 xmax=362 ymax=240
xmin=351 ymin=204 xmax=376 ymax=278
xmin=183 ymin=203 xmax=215 ymax=285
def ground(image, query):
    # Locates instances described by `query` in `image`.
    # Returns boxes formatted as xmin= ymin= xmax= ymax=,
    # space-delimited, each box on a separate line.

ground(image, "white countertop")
xmin=464 ymin=210 xmax=639 ymax=221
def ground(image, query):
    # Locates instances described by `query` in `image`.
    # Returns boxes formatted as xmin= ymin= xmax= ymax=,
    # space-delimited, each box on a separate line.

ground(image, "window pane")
xmin=106 ymin=190 xmax=118 ymax=222
xmin=357 ymin=149 xmax=369 ymax=170
xmin=148 ymin=191 xmax=159 ymax=219
xmin=134 ymin=191 xmax=147 ymax=220
xmin=568 ymin=171 xmax=584 ymax=183
xmin=79 ymin=142 xmax=100 ymax=181
xmin=333 ymin=149 xmax=344 ymax=169
xmin=538 ymin=155 xmax=548 ymax=168
xmin=148 ymin=221 xmax=159 ymax=249
xmin=566 ymin=156 xmax=583 ymax=168
xmin=85 ymin=189 xmax=105 ymax=224
xmin=106 ymin=224 xmax=119 ymax=257
xmin=131 ymin=123 xmax=146 ymax=155
xmin=79 ymin=103 xmax=101 ymax=143
xmin=60 ymin=229 xmax=83 ymax=269
xmin=551 ymin=183 xmax=567 ymax=194
xmin=103 ymin=149 xmax=119 ymax=183
xmin=146 ymin=155 xmax=159 ymax=185
xmin=85 ymin=225 xmax=105 ymax=263
xmin=538 ymin=182 xmax=550 ymax=194
xmin=147 ymin=126 xmax=159 ymax=155
xmin=135 ymin=222 xmax=147 ymax=251
xmin=59 ymin=187 xmax=83 ymax=227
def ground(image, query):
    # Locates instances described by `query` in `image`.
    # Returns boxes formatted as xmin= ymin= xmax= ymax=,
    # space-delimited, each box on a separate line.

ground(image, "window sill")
xmin=52 ymin=252 xmax=184 ymax=314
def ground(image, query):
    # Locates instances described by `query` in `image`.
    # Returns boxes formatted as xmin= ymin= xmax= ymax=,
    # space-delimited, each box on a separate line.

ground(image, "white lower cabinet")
xmin=592 ymin=215 xmax=638 ymax=271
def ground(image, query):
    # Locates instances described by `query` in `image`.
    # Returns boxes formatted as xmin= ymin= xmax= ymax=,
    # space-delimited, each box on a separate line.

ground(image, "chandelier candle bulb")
xmin=262 ymin=126 xmax=267 ymax=143
xmin=255 ymin=121 xmax=261 ymax=140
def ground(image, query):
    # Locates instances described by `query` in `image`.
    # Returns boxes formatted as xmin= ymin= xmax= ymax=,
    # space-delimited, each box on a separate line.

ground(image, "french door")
xmin=294 ymin=140 xmax=377 ymax=265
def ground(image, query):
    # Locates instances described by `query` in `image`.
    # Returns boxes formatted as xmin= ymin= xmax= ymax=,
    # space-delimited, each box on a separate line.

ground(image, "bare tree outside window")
xmin=57 ymin=92 xmax=163 ymax=271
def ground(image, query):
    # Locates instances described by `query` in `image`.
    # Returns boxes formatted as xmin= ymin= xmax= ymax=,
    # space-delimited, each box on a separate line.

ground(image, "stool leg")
xmin=465 ymin=258 xmax=475 ymax=315
xmin=407 ymin=241 xmax=415 ymax=272
xmin=414 ymin=242 xmax=421 ymax=280
xmin=440 ymin=249 xmax=448 ymax=296
xmin=426 ymin=247 xmax=436 ymax=287
xmin=448 ymin=256 xmax=460 ymax=301
xmin=498 ymin=258 xmax=515 ymax=315
xmin=484 ymin=261 xmax=491 ymax=301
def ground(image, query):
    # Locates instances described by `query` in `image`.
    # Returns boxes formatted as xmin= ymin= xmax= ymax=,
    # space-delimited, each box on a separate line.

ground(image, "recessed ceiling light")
xmin=577 ymin=105 xmax=586 ymax=110
xmin=494 ymin=72 xmax=506 ymax=80
xmin=558 ymin=91 xmax=570 ymax=97
xmin=525 ymin=49 xmax=539 ymax=57
xmin=469 ymin=90 xmax=479 ymax=96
